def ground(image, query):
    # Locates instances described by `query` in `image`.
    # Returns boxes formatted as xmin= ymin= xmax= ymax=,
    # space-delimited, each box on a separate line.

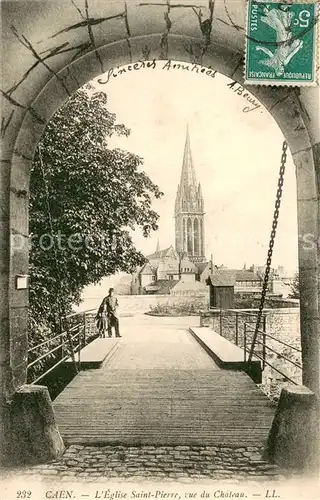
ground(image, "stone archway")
xmin=1 ymin=0 xmax=319 ymax=464
xmin=7 ymin=35 xmax=319 ymax=394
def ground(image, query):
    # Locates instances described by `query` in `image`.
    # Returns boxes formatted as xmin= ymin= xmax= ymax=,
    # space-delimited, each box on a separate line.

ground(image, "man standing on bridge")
xmin=96 ymin=288 xmax=121 ymax=338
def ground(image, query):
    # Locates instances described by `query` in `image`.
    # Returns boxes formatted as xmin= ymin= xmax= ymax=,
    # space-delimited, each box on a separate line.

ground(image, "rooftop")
xmin=207 ymin=270 xmax=236 ymax=287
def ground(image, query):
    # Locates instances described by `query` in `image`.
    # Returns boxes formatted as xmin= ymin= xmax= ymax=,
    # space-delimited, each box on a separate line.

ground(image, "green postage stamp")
xmin=245 ymin=1 xmax=318 ymax=86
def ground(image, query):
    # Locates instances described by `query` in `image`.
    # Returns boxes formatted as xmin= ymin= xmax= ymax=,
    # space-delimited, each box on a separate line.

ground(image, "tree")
xmin=289 ymin=272 xmax=300 ymax=299
xmin=29 ymin=85 xmax=163 ymax=329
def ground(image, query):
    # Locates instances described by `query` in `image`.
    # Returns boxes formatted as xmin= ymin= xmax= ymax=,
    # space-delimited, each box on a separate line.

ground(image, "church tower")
xmin=174 ymin=126 xmax=205 ymax=263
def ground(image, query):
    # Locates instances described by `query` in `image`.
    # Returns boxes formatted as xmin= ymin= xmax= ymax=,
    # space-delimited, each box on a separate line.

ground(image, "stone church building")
xmin=131 ymin=127 xmax=213 ymax=295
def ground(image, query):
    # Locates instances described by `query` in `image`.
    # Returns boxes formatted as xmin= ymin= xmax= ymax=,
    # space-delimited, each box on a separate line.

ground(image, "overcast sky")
xmin=92 ymin=62 xmax=298 ymax=275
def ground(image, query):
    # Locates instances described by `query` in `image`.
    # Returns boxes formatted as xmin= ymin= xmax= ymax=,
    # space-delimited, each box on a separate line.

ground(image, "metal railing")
xmin=218 ymin=308 xmax=267 ymax=348
xmin=27 ymin=309 xmax=97 ymax=384
xmin=215 ymin=308 xmax=302 ymax=385
xmin=244 ymin=323 xmax=302 ymax=385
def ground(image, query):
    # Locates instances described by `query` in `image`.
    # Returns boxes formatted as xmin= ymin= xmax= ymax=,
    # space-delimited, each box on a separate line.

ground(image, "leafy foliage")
xmin=147 ymin=302 xmax=201 ymax=316
xmin=289 ymin=272 xmax=300 ymax=299
xmin=29 ymin=86 xmax=163 ymax=376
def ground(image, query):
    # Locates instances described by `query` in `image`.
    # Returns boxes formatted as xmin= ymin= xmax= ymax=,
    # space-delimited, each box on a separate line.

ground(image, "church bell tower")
xmin=174 ymin=126 xmax=205 ymax=263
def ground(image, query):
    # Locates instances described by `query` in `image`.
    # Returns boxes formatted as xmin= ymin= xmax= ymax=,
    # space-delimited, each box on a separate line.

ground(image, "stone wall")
xmin=119 ymin=293 xmax=209 ymax=315
xmin=263 ymin=310 xmax=302 ymax=400
xmin=200 ymin=308 xmax=302 ymax=400
xmin=234 ymin=293 xmax=300 ymax=309
xmin=77 ymin=291 xmax=209 ymax=316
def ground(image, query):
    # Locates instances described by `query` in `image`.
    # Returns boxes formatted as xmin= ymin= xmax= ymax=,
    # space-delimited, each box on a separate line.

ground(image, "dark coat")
xmin=96 ymin=295 xmax=119 ymax=333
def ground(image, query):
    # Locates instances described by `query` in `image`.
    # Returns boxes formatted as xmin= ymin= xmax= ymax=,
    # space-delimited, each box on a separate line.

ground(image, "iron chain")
xmin=248 ymin=140 xmax=288 ymax=362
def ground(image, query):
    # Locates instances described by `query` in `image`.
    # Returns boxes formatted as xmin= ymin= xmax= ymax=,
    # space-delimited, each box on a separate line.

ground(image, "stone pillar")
xmin=266 ymin=385 xmax=318 ymax=472
xmin=293 ymin=144 xmax=320 ymax=398
xmin=0 ymin=156 xmax=12 ymax=466
xmin=9 ymin=385 xmax=65 ymax=465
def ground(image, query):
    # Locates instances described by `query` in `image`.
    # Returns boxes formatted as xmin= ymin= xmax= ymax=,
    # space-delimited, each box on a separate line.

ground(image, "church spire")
xmin=179 ymin=124 xmax=197 ymax=191
xmin=156 ymin=239 xmax=160 ymax=254
xmin=175 ymin=125 xmax=204 ymax=215
xmin=174 ymin=126 xmax=206 ymax=263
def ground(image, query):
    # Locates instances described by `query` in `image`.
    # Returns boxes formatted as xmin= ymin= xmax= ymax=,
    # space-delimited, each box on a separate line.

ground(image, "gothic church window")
xmin=187 ymin=218 xmax=192 ymax=254
xmin=194 ymin=218 xmax=200 ymax=255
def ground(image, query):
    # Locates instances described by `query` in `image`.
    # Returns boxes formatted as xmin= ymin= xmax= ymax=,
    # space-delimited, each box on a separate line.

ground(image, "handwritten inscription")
xmin=162 ymin=60 xmax=217 ymax=79
xmin=226 ymin=81 xmax=261 ymax=113
xmin=98 ymin=60 xmax=157 ymax=84
xmin=97 ymin=60 xmax=261 ymax=113
xmin=98 ymin=59 xmax=216 ymax=85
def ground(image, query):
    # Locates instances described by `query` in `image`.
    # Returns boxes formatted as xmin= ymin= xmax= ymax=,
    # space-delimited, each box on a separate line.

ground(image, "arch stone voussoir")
xmin=293 ymin=149 xmax=318 ymax=202
xmin=270 ymin=94 xmax=312 ymax=156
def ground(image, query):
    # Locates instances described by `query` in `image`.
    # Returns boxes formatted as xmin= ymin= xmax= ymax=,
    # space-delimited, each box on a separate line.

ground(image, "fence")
xmin=27 ymin=309 xmax=97 ymax=384
xmin=201 ymin=308 xmax=303 ymax=399
xmin=244 ymin=323 xmax=302 ymax=383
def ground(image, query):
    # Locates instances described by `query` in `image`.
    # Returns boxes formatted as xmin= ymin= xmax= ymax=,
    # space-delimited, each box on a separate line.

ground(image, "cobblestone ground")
xmin=4 ymin=444 xmax=291 ymax=483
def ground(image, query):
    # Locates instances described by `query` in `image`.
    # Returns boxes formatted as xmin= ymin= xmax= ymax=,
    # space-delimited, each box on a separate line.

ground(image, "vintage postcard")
xmin=1 ymin=2 xmax=319 ymax=500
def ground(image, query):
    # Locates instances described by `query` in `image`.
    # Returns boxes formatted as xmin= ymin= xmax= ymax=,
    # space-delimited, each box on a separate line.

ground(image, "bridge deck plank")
xmin=54 ymin=316 xmax=275 ymax=447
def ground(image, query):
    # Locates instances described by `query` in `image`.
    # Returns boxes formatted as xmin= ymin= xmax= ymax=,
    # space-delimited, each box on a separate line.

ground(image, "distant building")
xmin=174 ymin=125 xmax=206 ymax=264
xmin=130 ymin=127 xmax=284 ymax=298
xmin=206 ymin=271 xmax=236 ymax=309
xmin=249 ymin=264 xmax=295 ymax=297
xmin=131 ymin=127 xmax=212 ymax=295
xmin=233 ymin=268 xmax=262 ymax=293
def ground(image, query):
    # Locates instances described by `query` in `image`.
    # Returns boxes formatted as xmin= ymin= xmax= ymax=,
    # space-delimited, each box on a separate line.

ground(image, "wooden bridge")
xmin=53 ymin=315 xmax=276 ymax=447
